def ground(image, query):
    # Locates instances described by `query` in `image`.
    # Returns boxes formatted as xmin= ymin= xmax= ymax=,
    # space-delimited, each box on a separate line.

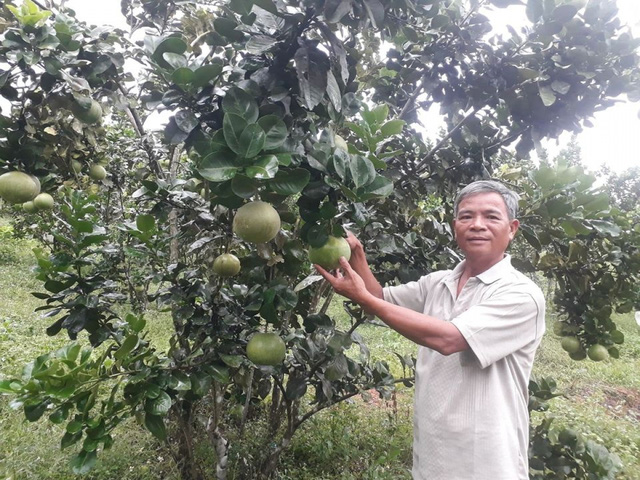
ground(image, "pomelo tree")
xmin=0 ymin=0 xmax=639 ymax=479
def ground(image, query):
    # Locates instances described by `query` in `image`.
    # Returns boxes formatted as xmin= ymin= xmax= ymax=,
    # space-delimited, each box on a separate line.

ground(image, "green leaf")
xmin=253 ymin=0 xmax=278 ymax=14
xmin=326 ymin=70 xmax=342 ymax=111
xmin=24 ymin=400 xmax=48 ymax=422
xmin=204 ymin=363 xmax=230 ymax=383
xmin=145 ymin=390 xmax=172 ymax=415
xmin=219 ymin=354 xmax=243 ymax=368
xmin=324 ymin=0 xmax=352 ymax=23
xmin=214 ymin=17 xmax=244 ymax=42
xmin=151 ymin=36 xmax=187 ymax=65
xmin=224 ymin=114 xmax=265 ymax=158
xmin=136 ymin=214 xmax=155 ymax=232
xmin=191 ymin=372 xmax=213 ymax=397
xmin=257 ymin=115 xmax=288 ymax=150
xmin=538 ymin=84 xmax=556 ymax=107
xmin=552 ymin=4 xmax=578 ymax=23
xmin=229 ymin=0 xmax=254 ymax=16
xmin=246 ymin=35 xmax=278 ymax=54
xmin=379 ymin=119 xmax=404 ymax=137
xmin=349 ymin=155 xmax=376 ymax=188
xmin=231 ymin=175 xmax=259 ymax=198
xmin=61 ymin=431 xmax=82 ymax=449
xmin=193 ymin=64 xmax=223 ymax=88
xmin=589 ymin=220 xmax=621 ymax=237
xmin=172 ymin=67 xmax=194 ymax=86
xmin=526 ymin=0 xmax=543 ymax=21
xmin=362 ymin=0 xmax=385 ymax=28
xmin=70 ymin=450 xmax=97 ymax=475
xmin=144 ymin=414 xmax=167 ymax=441
xmin=162 ymin=52 xmax=187 ymax=70
xmin=126 ymin=313 xmax=146 ymax=333
xmin=239 ymin=124 xmax=266 ymax=158
xmin=114 ymin=334 xmax=138 ymax=361
xmin=294 ymin=46 xmax=329 ymax=110
xmin=333 ymin=150 xmax=348 ymax=181
xmin=223 ymin=87 xmax=259 ymax=123
xmin=170 ymin=372 xmax=192 ymax=391
xmin=345 ymin=121 xmax=368 ymax=142
xmin=245 ymin=155 xmax=279 ymax=179
xmin=0 ymin=379 xmax=22 ymax=393
xmin=175 ymin=110 xmax=198 ymax=133
xmin=545 ymin=198 xmax=572 ymax=217
xmin=359 ymin=175 xmax=393 ymax=199
xmin=269 ymin=168 xmax=311 ymax=195
xmin=198 ymin=150 xmax=240 ymax=182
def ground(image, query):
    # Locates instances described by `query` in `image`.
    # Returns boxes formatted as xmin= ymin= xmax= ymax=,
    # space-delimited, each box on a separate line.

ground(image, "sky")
xmin=63 ymin=0 xmax=640 ymax=174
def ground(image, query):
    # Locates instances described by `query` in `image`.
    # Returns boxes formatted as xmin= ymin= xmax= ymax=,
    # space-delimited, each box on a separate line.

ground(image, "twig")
xmin=414 ymin=106 xmax=480 ymax=172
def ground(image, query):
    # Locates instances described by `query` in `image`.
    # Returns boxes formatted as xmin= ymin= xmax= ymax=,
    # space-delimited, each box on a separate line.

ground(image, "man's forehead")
xmin=457 ymin=192 xmax=508 ymax=212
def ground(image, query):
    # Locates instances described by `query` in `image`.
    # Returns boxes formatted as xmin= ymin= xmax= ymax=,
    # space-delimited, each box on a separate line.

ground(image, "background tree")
xmin=0 ymin=0 xmax=639 ymax=479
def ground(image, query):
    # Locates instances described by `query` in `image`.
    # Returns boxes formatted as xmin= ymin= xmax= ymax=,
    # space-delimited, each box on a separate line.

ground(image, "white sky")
xmin=63 ymin=0 xmax=640 ymax=174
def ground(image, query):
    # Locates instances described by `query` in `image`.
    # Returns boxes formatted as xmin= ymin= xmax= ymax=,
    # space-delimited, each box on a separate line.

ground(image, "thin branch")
xmin=293 ymin=376 xmax=414 ymax=430
xmin=414 ymin=106 xmax=481 ymax=173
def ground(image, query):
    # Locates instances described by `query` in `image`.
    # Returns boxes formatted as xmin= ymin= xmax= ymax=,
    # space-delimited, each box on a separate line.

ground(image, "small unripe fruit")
xmin=71 ymin=99 xmax=102 ymax=125
xmin=70 ymin=160 xmax=83 ymax=173
xmin=587 ymin=344 xmax=609 ymax=362
xmin=88 ymin=164 xmax=107 ymax=181
xmin=561 ymin=336 xmax=581 ymax=354
xmin=212 ymin=253 xmax=241 ymax=277
xmin=33 ymin=193 xmax=54 ymax=210
xmin=22 ymin=201 xmax=37 ymax=213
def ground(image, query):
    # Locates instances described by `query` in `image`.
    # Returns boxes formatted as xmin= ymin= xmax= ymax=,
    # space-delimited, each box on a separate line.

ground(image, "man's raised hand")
xmin=314 ymin=256 xmax=370 ymax=305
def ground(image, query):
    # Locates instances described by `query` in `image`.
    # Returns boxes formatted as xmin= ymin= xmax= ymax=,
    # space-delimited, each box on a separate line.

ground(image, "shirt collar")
xmin=447 ymin=254 xmax=513 ymax=286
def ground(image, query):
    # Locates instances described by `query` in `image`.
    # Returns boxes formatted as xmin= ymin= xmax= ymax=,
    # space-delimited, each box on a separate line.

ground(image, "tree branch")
xmin=414 ymin=106 xmax=481 ymax=173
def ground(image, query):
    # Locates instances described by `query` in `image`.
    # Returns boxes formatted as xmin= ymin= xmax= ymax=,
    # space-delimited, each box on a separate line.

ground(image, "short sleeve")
xmin=383 ymin=274 xmax=434 ymax=313
xmin=451 ymin=286 xmax=545 ymax=368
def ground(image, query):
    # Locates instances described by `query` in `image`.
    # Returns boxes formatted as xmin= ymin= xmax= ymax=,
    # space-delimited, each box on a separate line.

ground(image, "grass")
xmin=0 ymin=230 xmax=639 ymax=479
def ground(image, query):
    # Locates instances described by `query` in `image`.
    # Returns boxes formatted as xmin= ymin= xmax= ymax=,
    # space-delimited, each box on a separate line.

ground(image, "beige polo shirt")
xmin=383 ymin=255 xmax=545 ymax=480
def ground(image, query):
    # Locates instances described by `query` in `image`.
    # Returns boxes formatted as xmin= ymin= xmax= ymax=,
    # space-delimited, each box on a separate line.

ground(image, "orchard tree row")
xmin=0 ymin=0 xmax=639 ymax=478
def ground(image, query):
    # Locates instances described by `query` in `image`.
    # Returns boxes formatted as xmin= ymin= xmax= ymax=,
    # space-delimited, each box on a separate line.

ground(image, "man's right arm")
xmin=345 ymin=232 xmax=383 ymax=299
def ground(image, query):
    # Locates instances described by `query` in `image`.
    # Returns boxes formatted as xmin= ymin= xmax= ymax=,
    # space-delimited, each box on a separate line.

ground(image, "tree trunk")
xmin=172 ymin=401 xmax=203 ymax=480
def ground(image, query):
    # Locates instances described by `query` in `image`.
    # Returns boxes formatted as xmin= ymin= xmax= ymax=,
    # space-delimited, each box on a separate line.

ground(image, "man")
xmin=315 ymin=180 xmax=546 ymax=480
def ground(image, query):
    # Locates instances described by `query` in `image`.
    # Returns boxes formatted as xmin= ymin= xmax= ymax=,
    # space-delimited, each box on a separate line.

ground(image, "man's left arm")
xmin=315 ymin=257 xmax=469 ymax=356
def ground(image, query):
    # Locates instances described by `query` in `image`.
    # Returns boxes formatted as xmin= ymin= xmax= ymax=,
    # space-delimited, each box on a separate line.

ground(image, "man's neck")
xmin=456 ymin=255 xmax=505 ymax=296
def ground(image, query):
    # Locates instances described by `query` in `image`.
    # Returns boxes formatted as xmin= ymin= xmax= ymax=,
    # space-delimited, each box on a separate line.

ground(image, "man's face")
xmin=453 ymin=192 xmax=519 ymax=263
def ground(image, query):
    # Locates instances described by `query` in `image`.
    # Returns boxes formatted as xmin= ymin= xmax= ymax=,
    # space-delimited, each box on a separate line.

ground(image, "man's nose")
xmin=470 ymin=216 xmax=486 ymax=229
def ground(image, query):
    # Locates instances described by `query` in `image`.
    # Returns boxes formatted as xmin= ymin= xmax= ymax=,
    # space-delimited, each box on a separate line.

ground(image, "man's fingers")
xmin=339 ymin=256 xmax=354 ymax=274
xmin=314 ymin=264 xmax=335 ymax=284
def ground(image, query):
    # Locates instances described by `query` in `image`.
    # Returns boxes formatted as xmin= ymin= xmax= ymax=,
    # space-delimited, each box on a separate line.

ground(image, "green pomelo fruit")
xmin=33 ymin=193 xmax=54 ymax=210
xmin=71 ymin=99 xmax=102 ymax=125
xmin=587 ymin=344 xmax=609 ymax=362
xmin=22 ymin=201 xmax=37 ymax=213
xmin=233 ymin=201 xmax=281 ymax=243
xmin=212 ymin=253 xmax=241 ymax=277
xmin=0 ymin=171 xmax=41 ymax=204
xmin=70 ymin=160 xmax=83 ymax=173
xmin=561 ymin=336 xmax=581 ymax=354
xmin=308 ymin=236 xmax=351 ymax=270
xmin=246 ymin=332 xmax=286 ymax=366
xmin=88 ymin=164 xmax=107 ymax=181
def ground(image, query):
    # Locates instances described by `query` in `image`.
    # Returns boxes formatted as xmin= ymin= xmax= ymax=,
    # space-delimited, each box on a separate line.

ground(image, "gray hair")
xmin=453 ymin=180 xmax=520 ymax=220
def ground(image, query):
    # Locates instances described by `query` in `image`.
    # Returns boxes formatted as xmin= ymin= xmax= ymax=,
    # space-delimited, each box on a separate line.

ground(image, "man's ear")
xmin=509 ymin=219 xmax=520 ymax=240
